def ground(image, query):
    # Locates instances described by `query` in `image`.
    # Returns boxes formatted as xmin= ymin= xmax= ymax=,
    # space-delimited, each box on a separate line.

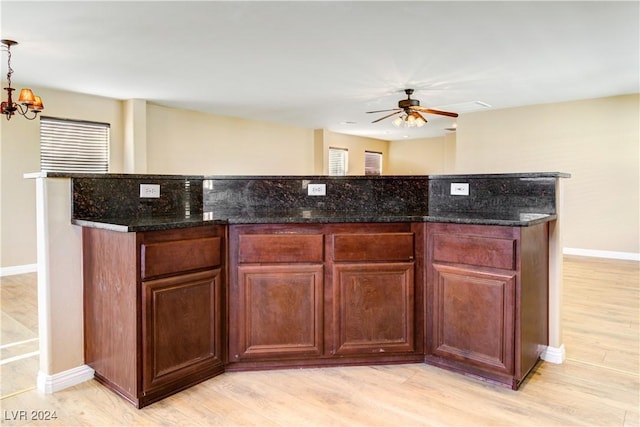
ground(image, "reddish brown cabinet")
xmin=141 ymin=269 xmax=222 ymax=393
xmin=425 ymin=222 xmax=549 ymax=389
xmin=83 ymin=225 xmax=226 ymax=408
xmin=231 ymin=232 xmax=325 ymax=361
xmin=82 ymin=218 xmax=551 ymax=407
xmin=330 ymin=231 xmax=417 ymax=356
xmin=227 ymin=223 xmax=424 ymax=370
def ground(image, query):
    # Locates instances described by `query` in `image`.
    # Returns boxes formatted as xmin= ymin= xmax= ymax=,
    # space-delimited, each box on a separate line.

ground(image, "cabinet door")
xmin=332 ymin=262 xmax=415 ymax=355
xmin=430 ymin=263 xmax=516 ymax=376
xmin=232 ymin=264 xmax=324 ymax=361
xmin=142 ymin=269 xmax=223 ymax=393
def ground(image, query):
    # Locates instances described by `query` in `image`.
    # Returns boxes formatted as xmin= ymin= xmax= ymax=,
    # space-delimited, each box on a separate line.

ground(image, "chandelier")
xmin=1 ymin=40 xmax=44 ymax=120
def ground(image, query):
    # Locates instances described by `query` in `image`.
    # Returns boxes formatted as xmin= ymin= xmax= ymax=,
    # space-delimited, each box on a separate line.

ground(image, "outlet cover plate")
xmin=140 ymin=184 xmax=161 ymax=198
xmin=450 ymin=183 xmax=469 ymax=196
xmin=308 ymin=183 xmax=326 ymax=196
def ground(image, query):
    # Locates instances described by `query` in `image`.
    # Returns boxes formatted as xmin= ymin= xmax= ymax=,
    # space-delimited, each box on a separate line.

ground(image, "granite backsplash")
xmin=72 ymin=176 xmax=203 ymax=219
xmin=428 ymin=176 xmax=559 ymax=215
xmin=203 ymin=176 xmax=430 ymax=215
xmin=71 ymin=172 xmax=568 ymax=222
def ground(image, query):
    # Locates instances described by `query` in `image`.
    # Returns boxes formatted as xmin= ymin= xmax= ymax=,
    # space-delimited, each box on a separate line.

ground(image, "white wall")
xmin=0 ymin=85 xmax=124 ymax=271
xmin=145 ymin=104 xmax=315 ymax=175
xmin=387 ymin=133 xmax=456 ymax=175
xmin=453 ymin=94 xmax=639 ymax=255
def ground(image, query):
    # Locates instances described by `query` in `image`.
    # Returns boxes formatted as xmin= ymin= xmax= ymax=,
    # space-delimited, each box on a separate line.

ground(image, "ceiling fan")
xmin=367 ymin=89 xmax=458 ymax=128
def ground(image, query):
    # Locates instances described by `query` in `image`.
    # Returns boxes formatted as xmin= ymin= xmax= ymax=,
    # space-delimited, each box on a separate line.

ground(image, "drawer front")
xmin=142 ymin=237 xmax=221 ymax=279
xmin=431 ymin=234 xmax=516 ymax=270
xmin=238 ymin=234 xmax=324 ymax=264
xmin=332 ymin=233 xmax=414 ymax=262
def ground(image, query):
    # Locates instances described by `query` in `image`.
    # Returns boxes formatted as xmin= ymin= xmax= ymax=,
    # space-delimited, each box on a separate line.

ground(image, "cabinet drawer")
xmin=141 ymin=237 xmax=221 ymax=279
xmin=238 ymin=234 xmax=324 ymax=263
xmin=332 ymin=233 xmax=414 ymax=262
xmin=432 ymin=234 xmax=516 ymax=270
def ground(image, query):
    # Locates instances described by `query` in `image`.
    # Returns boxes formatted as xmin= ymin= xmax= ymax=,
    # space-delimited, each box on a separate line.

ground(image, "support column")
xmin=542 ymin=178 xmax=566 ymax=364
xmin=30 ymin=174 xmax=94 ymax=392
xmin=123 ymin=99 xmax=147 ymax=173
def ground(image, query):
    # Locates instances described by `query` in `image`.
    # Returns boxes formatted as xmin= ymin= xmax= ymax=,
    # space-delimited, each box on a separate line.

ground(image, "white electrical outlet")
xmin=308 ymin=183 xmax=326 ymax=196
xmin=450 ymin=183 xmax=469 ymax=196
xmin=140 ymin=184 xmax=161 ymax=198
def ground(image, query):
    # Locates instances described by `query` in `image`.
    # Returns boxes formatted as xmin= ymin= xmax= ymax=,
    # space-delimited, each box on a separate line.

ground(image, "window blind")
xmin=328 ymin=147 xmax=348 ymax=176
xmin=40 ymin=117 xmax=110 ymax=173
xmin=365 ymin=151 xmax=382 ymax=175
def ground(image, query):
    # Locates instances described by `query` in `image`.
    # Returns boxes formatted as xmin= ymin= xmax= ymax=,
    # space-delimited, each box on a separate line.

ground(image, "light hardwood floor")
xmin=0 ymin=256 xmax=638 ymax=426
xmin=1 ymin=272 xmax=39 ymax=399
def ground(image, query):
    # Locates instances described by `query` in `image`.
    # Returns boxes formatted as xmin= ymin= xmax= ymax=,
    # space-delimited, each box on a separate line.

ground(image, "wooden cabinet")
xmin=234 ymin=264 xmax=324 ymax=360
xmin=141 ymin=269 xmax=222 ymax=393
xmin=83 ymin=218 xmax=551 ymax=406
xmin=227 ymin=223 xmax=424 ymax=370
xmin=330 ymin=231 xmax=416 ymax=356
xmin=228 ymin=226 xmax=325 ymax=366
xmin=83 ymin=225 xmax=226 ymax=408
xmin=425 ymin=222 xmax=549 ymax=389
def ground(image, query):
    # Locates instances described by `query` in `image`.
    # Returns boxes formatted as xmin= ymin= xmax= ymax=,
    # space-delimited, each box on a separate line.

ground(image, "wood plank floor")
xmin=0 ymin=256 xmax=638 ymax=426
xmin=1 ymin=272 xmax=39 ymax=399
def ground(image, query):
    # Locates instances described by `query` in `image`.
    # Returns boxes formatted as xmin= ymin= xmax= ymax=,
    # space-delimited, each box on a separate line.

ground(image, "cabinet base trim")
xmin=563 ymin=248 xmax=640 ymax=261
xmin=37 ymin=364 xmax=95 ymax=394
xmin=226 ymin=355 xmax=425 ymax=372
xmin=540 ymin=344 xmax=565 ymax=364
xmin=0 ymin=263 xmax=37 ymax=277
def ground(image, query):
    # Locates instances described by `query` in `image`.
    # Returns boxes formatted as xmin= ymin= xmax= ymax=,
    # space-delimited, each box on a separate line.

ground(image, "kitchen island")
xmin=27 ymin=172 xmax=569 ymax=407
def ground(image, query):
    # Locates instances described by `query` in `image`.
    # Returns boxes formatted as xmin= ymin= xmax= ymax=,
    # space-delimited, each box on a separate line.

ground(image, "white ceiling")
xmin=1 ymin=1 xmax=638 ymax=141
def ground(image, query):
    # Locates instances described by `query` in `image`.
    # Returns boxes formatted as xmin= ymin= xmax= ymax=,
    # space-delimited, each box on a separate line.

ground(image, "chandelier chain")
xmin=4 ymin=44 xmax=13 ymax=89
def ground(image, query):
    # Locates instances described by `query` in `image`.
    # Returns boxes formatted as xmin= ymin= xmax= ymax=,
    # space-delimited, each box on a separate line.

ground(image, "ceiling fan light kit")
xmin=392 ymin=111 xmax=427 ymax=128
xmin=1 ymin=39 xmax=44 ymax=121
xmin=368 ymin=88 xmax=458 ymax=130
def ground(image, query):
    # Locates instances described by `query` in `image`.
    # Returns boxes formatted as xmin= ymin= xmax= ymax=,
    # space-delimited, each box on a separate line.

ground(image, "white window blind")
xmin=328 ymin=147 xmax=348 ymax=176
xmin=40 ymin=117 xmax=110 ymax=173
xmin=365 ymin=151 xmax=382 ymax=175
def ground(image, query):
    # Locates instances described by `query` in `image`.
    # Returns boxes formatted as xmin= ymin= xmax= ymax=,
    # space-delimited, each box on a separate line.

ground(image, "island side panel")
xmin=83 ymin=227 xmax=140 ymax=404
xmin=517 ymin=222 xmax=549 ymax=381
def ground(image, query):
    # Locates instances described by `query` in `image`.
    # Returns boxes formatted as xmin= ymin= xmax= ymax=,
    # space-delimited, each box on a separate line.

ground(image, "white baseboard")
xmin=541 ymin=344 xmax=566 ymax=364
xmin=563 ymin=248 xmax=639 ymax=261
xmin=37 ymin=365 xmax=95 ymax=394
xmin=0 ymin=263 xmax=38 ymax=277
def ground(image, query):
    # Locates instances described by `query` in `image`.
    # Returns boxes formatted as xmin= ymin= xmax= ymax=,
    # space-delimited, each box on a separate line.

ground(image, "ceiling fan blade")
xmin=413 ymin=107 xmax=459 ymax=118
xmin=366 ymin=108 xmax=401 ymax=114
xmin=415 ymin=112 xmax=428 ymax=123
xmin=371 ymin=110 xmax=402 ymax=123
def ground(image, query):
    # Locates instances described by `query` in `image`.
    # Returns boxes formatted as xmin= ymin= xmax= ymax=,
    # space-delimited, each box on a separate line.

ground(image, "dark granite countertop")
xmin=221 ymin=209 xmax=427 ymax=225
xmin=72 ymin=210 xmax=556 ymax=232
xmin=424 ymin=211 xmax=556 ymax=226
xmin=25 ymin=171 xmax=204 ymax=180
xmin=26 ymin=171 xmax=571 ymax=180
xmin=72 ymin=214 xmax=227 ymax=232
xmin=205 ymin=172 xmax=571 ymax=180
xmin=428 ymin=172 xmax=571 ymax=179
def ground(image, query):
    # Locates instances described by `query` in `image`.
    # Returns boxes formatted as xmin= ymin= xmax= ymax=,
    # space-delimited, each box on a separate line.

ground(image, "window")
xmin=40 ymin=117 xmax=110 ymax=173
xmin=328 ymin=147 xmax=348 ymax=176
xmin=365 ymin=151 xmax=382 ymax=175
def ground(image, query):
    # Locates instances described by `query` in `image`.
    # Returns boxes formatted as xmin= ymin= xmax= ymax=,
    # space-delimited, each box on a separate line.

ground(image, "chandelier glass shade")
xmin=1 ymin=39 xmax=44 ymax=120
xmin=392 ymin=111 xmax=426 ymax=128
